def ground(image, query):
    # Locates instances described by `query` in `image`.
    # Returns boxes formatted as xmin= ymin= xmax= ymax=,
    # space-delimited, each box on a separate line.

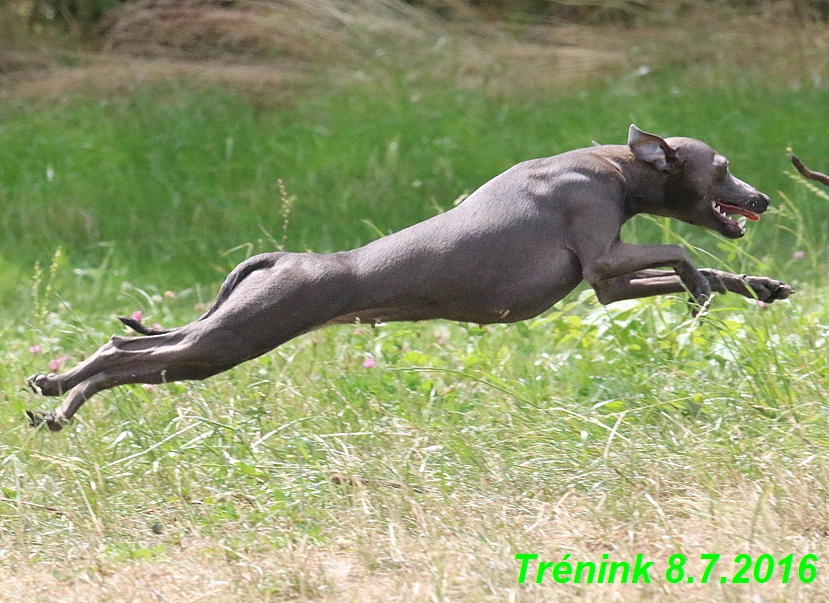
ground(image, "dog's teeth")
xmin=736 ymin=216 xmax=747 ymax=229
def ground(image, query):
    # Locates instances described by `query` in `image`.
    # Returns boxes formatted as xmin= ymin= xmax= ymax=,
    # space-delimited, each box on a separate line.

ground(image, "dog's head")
xmin=627 ymin=125 xmax=769 ymax=239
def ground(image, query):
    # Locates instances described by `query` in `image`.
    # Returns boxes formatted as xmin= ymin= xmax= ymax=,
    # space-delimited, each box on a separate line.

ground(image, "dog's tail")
xmin=118 ymin=317 xmax=172 ymax=335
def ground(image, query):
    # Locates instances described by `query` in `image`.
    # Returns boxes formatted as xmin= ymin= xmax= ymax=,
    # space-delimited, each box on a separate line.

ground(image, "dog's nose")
xmin=745 ymin=190 xmax=770 ymax=213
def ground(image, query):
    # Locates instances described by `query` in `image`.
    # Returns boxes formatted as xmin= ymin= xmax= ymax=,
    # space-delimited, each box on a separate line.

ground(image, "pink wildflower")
xmin=362 ymin=358 xmax=376 ymax=368
xmin=48 ymin=354 xmax=70 ymax=372
xmin=758 ymin=300 xmax=768 ymax=309
xmin=131 ymin=310 xmax=143 ymax=322
xmin=793 ymin=250 xmax=805 ymax=260
xmin=29 ymin=345 xmax=42 ymax=355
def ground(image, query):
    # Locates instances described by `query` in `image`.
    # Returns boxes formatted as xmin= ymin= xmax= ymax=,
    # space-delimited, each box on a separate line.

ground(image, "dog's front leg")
xmin=698 ymin=269 xmax=792 ymax=302
xmin=581 ymin=243 xmax=711 ymax=307
xmin=592 ymin=272 xmax=688 ymax=305
xmin=592 ymin=268 xmax=792 ymax=305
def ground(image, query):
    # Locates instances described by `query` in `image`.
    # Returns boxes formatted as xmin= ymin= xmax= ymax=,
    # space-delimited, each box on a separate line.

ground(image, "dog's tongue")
xmin=719 ymin=202 xmax=760 ymax=221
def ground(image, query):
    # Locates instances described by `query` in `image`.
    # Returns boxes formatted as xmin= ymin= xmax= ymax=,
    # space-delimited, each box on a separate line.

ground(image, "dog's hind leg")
xmin=28 ymin=358 xmax=238 ymax=431
xmin=28 ymin=331 xmax=186 ymax=397
xmin=27 ymin=252 xmax=363 ymax=428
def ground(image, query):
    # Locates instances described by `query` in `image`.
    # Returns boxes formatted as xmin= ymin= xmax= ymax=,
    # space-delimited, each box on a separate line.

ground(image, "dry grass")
xmin=3 ymin=483 xmax=826 ymax=602
xmin=2 ymin=0 xmax=828 ymax=104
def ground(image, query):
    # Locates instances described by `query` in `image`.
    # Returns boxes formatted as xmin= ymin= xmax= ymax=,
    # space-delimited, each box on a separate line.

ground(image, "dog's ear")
xmin=627 ymin=125 xmax=681 ymax=173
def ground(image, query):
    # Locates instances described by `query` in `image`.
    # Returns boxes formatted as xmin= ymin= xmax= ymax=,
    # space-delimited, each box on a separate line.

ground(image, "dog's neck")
xmin=598 ymin=147 xmax=676 ymax=222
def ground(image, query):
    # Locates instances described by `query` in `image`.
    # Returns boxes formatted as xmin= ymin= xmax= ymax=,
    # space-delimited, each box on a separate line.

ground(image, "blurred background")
xmin=1 ymin=0 xmax=828 ymax=308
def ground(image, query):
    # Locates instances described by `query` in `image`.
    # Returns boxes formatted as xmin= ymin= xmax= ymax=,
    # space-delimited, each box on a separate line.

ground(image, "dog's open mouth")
xmin=711 ymin=200 xmax=760 ymax=236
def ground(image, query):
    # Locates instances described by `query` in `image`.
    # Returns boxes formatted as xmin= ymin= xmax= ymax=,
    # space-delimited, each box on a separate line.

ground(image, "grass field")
xmin=3 ymin=59 xmax=829 ymax=600
xmin=3 ymin=76 xmax=829 ymax=296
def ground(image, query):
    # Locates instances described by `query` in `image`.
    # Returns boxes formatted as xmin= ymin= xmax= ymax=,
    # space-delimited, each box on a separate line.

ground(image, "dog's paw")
xmin=742 ymin=276 xmax=794 ymax=303
xmin=27 ymin=373 xmax=62 ymax=397
xmin=25 ymin=410 xmax=66 ymax=432
xmin=688 ymin=276 xmax=712 ymax=316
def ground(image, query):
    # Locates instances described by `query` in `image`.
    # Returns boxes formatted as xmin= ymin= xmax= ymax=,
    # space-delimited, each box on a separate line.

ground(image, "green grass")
xmin=5 ymin=270 xmax=829 ymax=600
xmin=2 ymin=74 xmax=829 ymax=601
xmin=1 ymin=76 xmax=828 ymax=308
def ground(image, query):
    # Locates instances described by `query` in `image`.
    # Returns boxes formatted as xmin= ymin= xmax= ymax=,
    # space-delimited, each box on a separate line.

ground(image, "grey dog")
xmin=27 ymin=125 xmax=792 ymax=431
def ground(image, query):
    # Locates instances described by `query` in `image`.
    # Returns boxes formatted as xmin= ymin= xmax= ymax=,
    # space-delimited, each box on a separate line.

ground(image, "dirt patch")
xmin=0 ymin=50 xmax=55 ymax=77
xmin=0 ymin=0 xmax=632 ymax=101
xmin=2 ymin=54 xmax=312 ymax=102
